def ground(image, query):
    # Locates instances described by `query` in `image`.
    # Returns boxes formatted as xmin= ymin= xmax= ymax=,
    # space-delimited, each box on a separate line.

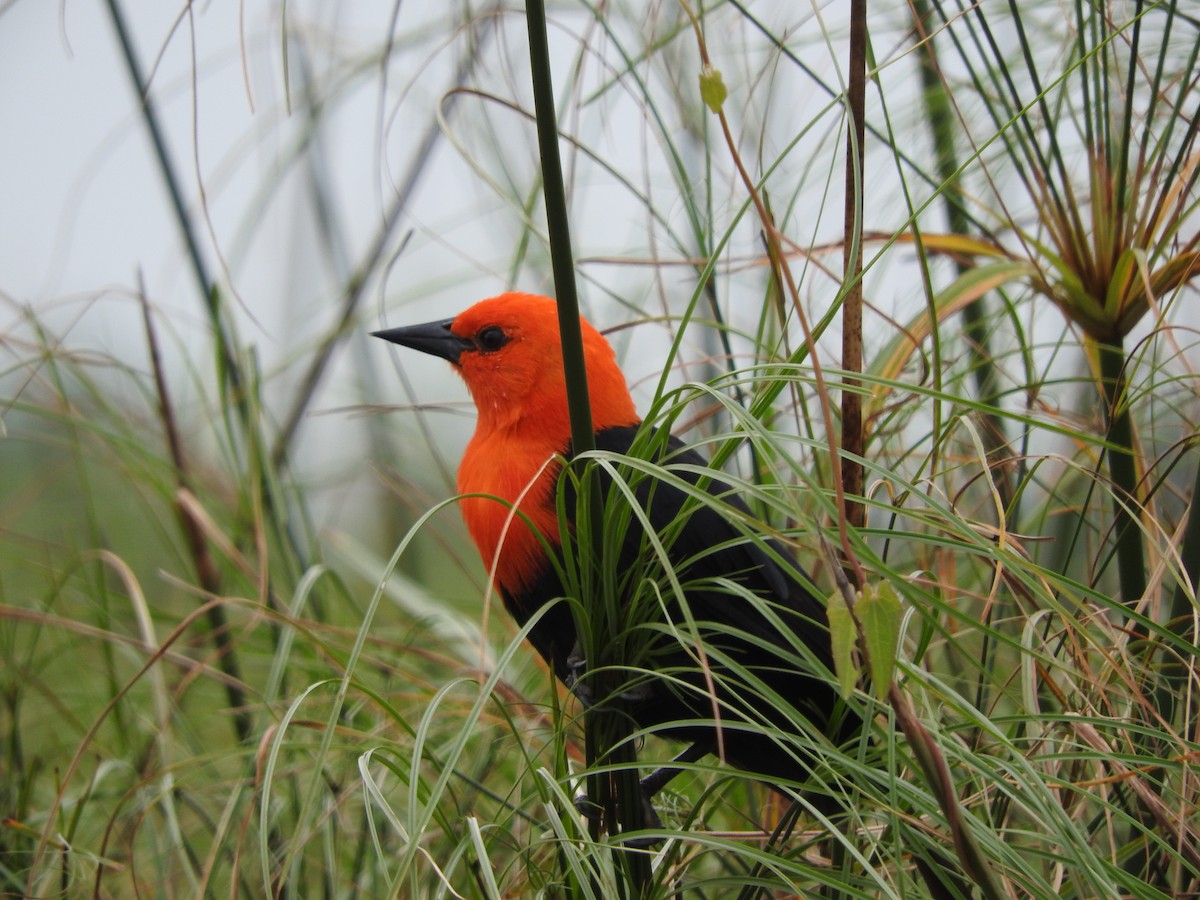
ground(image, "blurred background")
xmin=2 ymin=1 xmax=1197 ymax=896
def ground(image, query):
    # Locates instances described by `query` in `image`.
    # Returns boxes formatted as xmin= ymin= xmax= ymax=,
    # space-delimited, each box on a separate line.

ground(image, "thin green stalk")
xmin=999 ymin=2 xmax=1077 ymax=212
xmin=525 ymin=0 xmax=650 ymax=890
xmin=524 ymin=1 xmax=594 ymax=458
xmin=1169 ymin=445 xmax=1200 ymax=635
xmin=1114 ymin=0 xmax=1144 ymax=215
xmin=139 ymin=286 xmax=251 ymax=746
xmin=911 ymin=0 xmax=1016 ymax=754
xmin=1154 ymin=442 xmax=1200 ymax=730
xmin=911 ymin=0 xmax=1011 ymax=511
xmin=1097 ymin=339 xmax=1147 ymax=634
xmin=270 ymin=20 xmax=497 ymax=469
xmin=102 ymin=0 xmax=245 ymax=414
xmin=103 ymin=0 xmax=269 ymax=747
xmin=730 ymin=0 xmax=994 ymax=237
xmin=104 ymin=2 xmax=295 ymax=588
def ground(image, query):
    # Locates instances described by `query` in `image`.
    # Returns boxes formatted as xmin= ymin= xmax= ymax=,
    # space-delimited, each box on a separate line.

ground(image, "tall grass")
xmin=2 ymin=1 xmax=1197 ymax=897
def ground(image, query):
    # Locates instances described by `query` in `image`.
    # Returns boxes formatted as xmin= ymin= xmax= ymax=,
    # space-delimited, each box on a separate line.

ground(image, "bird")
xmin=374 ymin=292 xmax=854 ymax=809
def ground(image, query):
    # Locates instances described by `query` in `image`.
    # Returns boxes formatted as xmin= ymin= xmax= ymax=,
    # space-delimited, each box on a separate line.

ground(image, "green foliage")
xmin=3 ymin=1 xmax=1198 ymax=897
xmin=858 ymin=582 xmax=902 ymax=700
xmin=827 ymin=590 xmax=859 ymax=700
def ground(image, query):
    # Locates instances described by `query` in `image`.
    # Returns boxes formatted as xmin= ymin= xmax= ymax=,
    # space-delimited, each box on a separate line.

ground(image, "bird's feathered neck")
xmin=450 ymin=295 xmax=639 ymax=597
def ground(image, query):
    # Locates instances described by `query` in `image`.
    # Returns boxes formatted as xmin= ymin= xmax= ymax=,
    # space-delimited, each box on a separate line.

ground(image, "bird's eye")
xmin=476 ymin=325 xmax=509 ymax=353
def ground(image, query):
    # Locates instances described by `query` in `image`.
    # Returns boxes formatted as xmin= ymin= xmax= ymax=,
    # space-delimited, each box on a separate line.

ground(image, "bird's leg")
xmin=564 ymin=648 xmax=652 ymax=707
xmin=563 ymin=648 xmax=600 ymax=709
xmin=573 ymin=786 xmax=664 ymax=847
xmin=639 ymin=741 xmax=713 ymax=798
xmin=573 ymin=742 xmax=713 ymax=846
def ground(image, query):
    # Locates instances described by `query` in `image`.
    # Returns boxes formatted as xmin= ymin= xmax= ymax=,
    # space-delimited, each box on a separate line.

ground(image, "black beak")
xmin=372 ymin=319 xmax=472 ymax=365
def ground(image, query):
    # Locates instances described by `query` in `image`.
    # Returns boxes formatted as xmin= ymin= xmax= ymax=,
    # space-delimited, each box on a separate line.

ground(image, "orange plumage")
xmin=449 ymin=293 xmax=638 ymax=594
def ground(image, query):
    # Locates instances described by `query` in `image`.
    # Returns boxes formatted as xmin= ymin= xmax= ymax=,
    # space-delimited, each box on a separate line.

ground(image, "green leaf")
xmin=699 ymin=64 xmax=726 ymax=113
xmin=826 ymin=590 xmax=857 ymax=699
xmin=868 ymin=258 xmax=1030 ymax=393
xmin=859 ymin=582 xmax=902 ymax=698
xmin=1105 ymin=248 xmax=1137 ymax=318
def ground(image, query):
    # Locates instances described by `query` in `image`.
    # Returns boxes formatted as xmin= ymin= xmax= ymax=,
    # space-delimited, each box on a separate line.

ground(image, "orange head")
xmin=374 ymin=292 xmax=640 ymax=595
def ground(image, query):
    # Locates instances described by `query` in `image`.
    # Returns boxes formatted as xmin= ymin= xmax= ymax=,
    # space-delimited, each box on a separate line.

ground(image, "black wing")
xmin=520 ymin=424 xmax=855 ymax=789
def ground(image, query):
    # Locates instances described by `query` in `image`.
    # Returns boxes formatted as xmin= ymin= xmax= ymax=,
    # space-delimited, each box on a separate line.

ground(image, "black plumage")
xmin=510 ymin=425 xmax=856 ymax=797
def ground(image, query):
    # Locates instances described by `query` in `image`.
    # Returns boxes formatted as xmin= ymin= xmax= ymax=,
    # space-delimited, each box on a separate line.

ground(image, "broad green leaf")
xmin=1105 ymin=248 xmax=1137 ymax=318
xmin=859 ymin=582 xmax=902 ymax=698
xmin=868 ymin=259 xmax=1030 ymax=411
xmin=826 ymin=590 xmax=857 ymax=699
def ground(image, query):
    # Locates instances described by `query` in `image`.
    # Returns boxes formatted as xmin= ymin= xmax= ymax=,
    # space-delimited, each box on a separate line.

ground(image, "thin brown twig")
xmin=841 ymin=0 xmax=867 ymax=535
xmin=677 ymin=0 xmax=865 ymax=589
xmin=138 ymin=275 xmax=251 ymax=745
xmin=821 ymin=536 xmax=1005 ymax=900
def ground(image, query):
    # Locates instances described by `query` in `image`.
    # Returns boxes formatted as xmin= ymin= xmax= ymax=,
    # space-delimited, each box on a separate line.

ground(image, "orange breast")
xmin=457 ymin=427 xmax=566 ymax=595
